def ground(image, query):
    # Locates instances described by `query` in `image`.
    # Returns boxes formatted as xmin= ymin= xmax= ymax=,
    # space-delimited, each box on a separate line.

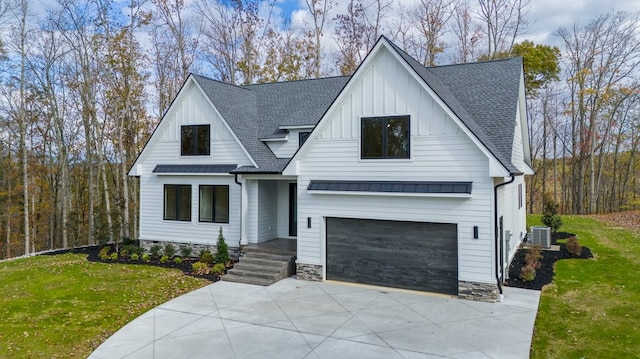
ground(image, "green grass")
xmin=0 ymin=253 xmax=209 ymax=358
xmin=529 ymin=215 xmax=640 ymax=358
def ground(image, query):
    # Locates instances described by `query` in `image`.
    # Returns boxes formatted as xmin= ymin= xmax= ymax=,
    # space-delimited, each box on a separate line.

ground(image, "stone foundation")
xmin=296 ymin=263 xmax=323 ymax=281
xmin=458 ymin=280 xmax=499 ymax=302
xmin=139 ymin=239 xmax=240 ymax=258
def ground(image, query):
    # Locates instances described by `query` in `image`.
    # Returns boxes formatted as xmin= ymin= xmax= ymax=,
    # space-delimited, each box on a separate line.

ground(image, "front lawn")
xmin=0 ymin=252 xmax=209 ymax=358
xmin=530 ymin=214 xmax=640 ymax=358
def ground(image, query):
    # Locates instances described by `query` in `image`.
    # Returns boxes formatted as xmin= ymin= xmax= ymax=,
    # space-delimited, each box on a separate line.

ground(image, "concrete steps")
xmin=222 ymin=249 xmax=296 ymax=286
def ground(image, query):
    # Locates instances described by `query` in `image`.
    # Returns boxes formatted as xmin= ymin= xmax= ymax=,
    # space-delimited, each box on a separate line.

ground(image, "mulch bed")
xmin=44 ymin=245 xmax=222 ymax=282
xmin=505 ymin=232 xmax=593 ymax=290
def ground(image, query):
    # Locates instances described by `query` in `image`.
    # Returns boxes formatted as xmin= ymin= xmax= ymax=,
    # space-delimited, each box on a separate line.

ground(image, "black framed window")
xmin=299 ymin=131 xmax=311 ymax=148
xmin=164 ymin=184 xmax=191 ymax=221
xmin=361 ymin=116 xmax=410 ymax=159
xmin=181 ymin=125 xmax=210 ymax=156
xmin=199 ymin=185 xmax=229 ymax=223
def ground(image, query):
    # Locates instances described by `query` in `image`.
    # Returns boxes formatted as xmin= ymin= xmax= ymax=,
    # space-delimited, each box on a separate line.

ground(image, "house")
xmin=129 ymin=36 xmax=533 ymax=302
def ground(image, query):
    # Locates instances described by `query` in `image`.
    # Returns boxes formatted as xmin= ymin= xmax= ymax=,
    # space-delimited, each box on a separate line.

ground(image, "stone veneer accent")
xmin=139 ymin=239 xmax=241 ymax=258
xmin=458 ymin=280 xmax=499 ymax=302
xmin=296 ymin=263 xmax=323 ymax=281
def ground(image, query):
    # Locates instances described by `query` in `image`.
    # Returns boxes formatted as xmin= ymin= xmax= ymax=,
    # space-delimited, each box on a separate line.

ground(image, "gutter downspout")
xmin=234 ymin=174 xmax=243 ymax=249
xmin=494 ymin=175 xmax=515 ymax=302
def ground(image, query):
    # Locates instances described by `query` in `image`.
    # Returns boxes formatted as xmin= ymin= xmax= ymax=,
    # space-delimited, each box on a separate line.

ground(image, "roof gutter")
xmin=494 ymin=175 xmax=515 ymax=302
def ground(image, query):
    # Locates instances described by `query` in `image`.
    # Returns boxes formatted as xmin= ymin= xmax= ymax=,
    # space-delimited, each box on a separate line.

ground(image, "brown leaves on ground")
xmin=593 ymin=211 xmax=640 ymax=232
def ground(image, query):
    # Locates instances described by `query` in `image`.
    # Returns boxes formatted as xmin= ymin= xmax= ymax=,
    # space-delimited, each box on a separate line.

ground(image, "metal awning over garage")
xmin=326 ymin=217 xmax=458 ymax=295
xmin=308 ymin=180 xmax=472 ymax=195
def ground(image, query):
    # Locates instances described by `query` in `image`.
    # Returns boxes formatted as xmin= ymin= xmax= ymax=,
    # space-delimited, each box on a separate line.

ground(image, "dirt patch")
xmin=593 ymin=211 xmax=640 ymax=232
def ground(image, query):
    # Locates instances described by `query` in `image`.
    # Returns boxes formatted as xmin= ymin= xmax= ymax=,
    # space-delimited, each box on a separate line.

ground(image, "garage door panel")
xmin=326 ymin=217 xmax=458 ymax=295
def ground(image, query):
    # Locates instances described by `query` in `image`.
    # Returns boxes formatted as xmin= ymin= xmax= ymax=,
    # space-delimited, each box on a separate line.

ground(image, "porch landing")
xmin=244 ymin=238 xmax=296 ymax=256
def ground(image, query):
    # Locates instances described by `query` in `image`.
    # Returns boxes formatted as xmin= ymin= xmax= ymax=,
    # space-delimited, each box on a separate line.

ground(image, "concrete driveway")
xmin=89 ymin=278 xmax=540 ymax=359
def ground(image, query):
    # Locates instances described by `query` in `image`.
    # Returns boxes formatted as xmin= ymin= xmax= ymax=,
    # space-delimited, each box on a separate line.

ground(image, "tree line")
xmin=0 ymin=0 xmax=638 ymax=259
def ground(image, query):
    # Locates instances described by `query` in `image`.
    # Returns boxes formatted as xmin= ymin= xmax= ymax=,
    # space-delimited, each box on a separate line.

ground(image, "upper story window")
xmin=361 ymin=116 xmax=410 ymax=159
xmin=299 ymin=131 xmax=311 ymax=148
xmin=181 ymin=125 xmax=210 ymax=156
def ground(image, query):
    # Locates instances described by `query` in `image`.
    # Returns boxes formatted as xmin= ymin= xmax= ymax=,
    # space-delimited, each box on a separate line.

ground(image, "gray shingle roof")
xmin=153 ymin=164 xmax=238 ymax=173
xmin=308 ymin=180 xmax=472 ymax=194
xmin=190 ymin=37 xmax=524 ymax=175
xmin=193 ymin=75 xmax=349 ymax=173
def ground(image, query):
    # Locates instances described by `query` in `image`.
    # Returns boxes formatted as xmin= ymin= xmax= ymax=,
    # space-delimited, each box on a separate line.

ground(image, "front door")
xmin=289 ymin=183 xmax=297 ymax=236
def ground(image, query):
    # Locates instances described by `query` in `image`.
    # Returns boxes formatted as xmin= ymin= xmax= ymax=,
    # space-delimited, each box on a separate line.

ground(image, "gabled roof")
xmin=192 ymin=75 xmax=349 ymax=173
xmin=384 ymin=38 xmax=523 ymax=174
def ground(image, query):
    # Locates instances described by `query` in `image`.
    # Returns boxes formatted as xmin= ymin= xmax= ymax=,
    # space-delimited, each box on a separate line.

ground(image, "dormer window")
xmin=181 ymin=125 xmax=210 ymax=156
xmin=299 ymin=131 xmax=311 ymax=148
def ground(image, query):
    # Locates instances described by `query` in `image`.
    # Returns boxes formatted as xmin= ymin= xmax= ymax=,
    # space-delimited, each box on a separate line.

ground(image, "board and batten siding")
xmin=138 ymin=174 xmax=241 ymax=245
xmin=257 ymin=180 xmax=278 ymax=242
xmin=510 ymin=103 xmax=526 ymax=172
xmin=295 ymin=46 xmax=497 ymax=285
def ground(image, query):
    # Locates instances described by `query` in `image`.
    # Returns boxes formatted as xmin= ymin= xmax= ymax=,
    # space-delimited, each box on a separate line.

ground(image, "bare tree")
xmin=196 ymin=0 xmax=240 ymax=84
xmin=476 ymin=0 xmax=531 ymax=58
xmin=408 ymin=0 xmax=455 ymax=66
xmin=450 ymin=0 xmax=482 ymax=63
xmin=305 ymin=0 xmax=332 ymax=78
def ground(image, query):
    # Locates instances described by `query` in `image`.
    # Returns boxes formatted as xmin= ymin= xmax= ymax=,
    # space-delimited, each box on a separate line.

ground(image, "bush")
xmin=215 ymin=227 xmax=230 ymax=264
xmin=566 ymin=236 xmax=582 ymax=257
xmin=122 ymin=244 xmax=142 ymax=256
xmin=163 ymin=243 xmax=176 ymax=258
xmin=142 ymin=253 xmax=150 ymax=262
xmin=174 ymin=257 xmax=183 ymax=264
xmin=200 ymin=250 xmax=214 ymax=266
xmin=541 ymin=192 xmax=562 ymax=233
xmin=160 ymin=255 xmax=169 ymax=263
xmin=525 ymin=245 xmax=543 ymax=269
xmin=211 ymin=263 xmax=226 ymax=275
xmin=131 ymin=253 xmax=139 ymax=261
xmin=149 ymin=244 xmax=162 ymax=259
xmin=191 ymin=261 xmax=210 ymax=275
xmin=520 ymin=264 xmax=536 ymax=282
xmin=179 ymin=245 xmax=193 ymax=258
xmin=99 ymin=247 xmax=111 ymax=261
xmin=110 ymin=252 xmax=119 ymax=261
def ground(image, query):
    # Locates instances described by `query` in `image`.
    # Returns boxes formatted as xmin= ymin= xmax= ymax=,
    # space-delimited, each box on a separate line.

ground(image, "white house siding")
xmin=138 ymin=174 xmax=241 ymax=246
xmin=266 ymin=129 xmax=309 ymax=159
xmin=257 ymin=180 xmax=278 ymax=242
xmin=511 ymin=103 xmax=526 ymax=172
xmin=295 ymin=47 xmax=497 ymax=285
xmin=277 ymin=181 xmax=294 ymax=238
xmin=495 ymin=175 xmax=528 ymax=278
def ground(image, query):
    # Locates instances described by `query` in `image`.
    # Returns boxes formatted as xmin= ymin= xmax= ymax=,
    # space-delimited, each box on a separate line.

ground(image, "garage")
xmin=326 ymin=217 xmax=458 ymax=295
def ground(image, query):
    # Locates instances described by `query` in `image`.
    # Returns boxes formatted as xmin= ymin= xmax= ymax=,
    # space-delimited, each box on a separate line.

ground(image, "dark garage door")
xmin=326 ymin=217 xmax=458 ymax=295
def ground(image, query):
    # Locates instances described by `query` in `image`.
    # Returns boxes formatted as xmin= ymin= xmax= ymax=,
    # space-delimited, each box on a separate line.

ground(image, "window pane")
xmin=178 ymin=185 xmax=191 ymax=221
xmin=181 ymin=126 xmax=193 ymax=155
xmin=197 ymin=125 xmax=210 ymax=155
xmin=164 ymin=185 xmax=177 ymax=220
xmin=361 ymin=118 xmax=383 ymax=158
xmin=386 ymin=117 xmax=410 ymax=158
xmin=299 ymin=132 xmax=311 ymax=147
xmin=214 ymin=186 xmax=229 ymax=223
xmin=199 ymin=186 xmax=213 ymax=222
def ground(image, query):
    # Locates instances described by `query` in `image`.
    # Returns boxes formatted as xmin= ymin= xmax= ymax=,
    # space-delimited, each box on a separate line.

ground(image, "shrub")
xmin=160 ymin=255 xmax=169 ymax=263
xmin=200 ymin=250 xmax=214 ymax=266
xmin=541 ymin=192 xmax=562 ymax=233
xmin=566 ymin=235 xmax=582 ymax=257
xmin=110 ymin=252 xmax=119 ymax=261
xmin=520 ymin=264 xmax=536 ymax=282
xmin=174 ymin=257 xmax=183 ymax=264
xmin=149 ymin=244 xmax=162 ymax=259
xmin=142 ymin=253 xmax=150 ymax=262
xmin=99 ymin=247 xmax=111 ymax=261
xmin=211 ymin=263 xmax=226 ymax=275
xmin=131 ymin=253 xmax=139 ymax=261
xmin=163 ymin=243 xmax=176 ymax=258
xmin=215 ymin=227 xmax=230 ymax=264
xmin=120 ymin=248 xmax=130 ymax=258
xmin=525 ymin=245 xmax=543 ymax=269
xmin=122 ymin=244 xmax=142 ymax=256
xmin=191 ymin=261 xmax=210 ymax=275
xmin=179 ymin=245 xmax=193 ymax=258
